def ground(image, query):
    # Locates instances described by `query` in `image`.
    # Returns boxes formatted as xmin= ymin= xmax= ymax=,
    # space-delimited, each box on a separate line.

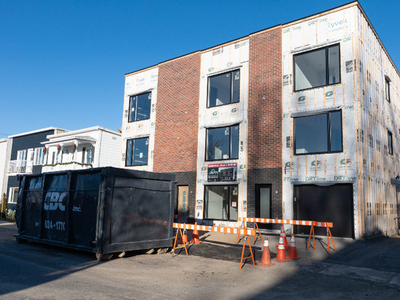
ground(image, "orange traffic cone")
xmin=273 ymin=236 xmax=291 ymax=263
xmin=288 ymin=234 xmax=300 ymax=260
xmin=276 ymin=225 xmax=289 ymax=250
xmin=191 ymin=222 xmax=202 ymax=244
xmin=257 ymin=238 xmax=275 ymax=267
xmin=182 ymin=228 xmax=189 ymax=244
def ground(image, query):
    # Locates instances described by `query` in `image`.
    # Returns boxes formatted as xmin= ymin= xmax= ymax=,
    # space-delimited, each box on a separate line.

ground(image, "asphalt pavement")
xmin=178 ymin=228 xmax=400 ymax=290
xmin=2 ymin=220 xmax=400 ymax=299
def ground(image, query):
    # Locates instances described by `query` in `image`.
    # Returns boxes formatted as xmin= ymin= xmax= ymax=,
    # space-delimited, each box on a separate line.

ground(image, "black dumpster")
xmin=15 ymin=167 xmax=175 ymax=260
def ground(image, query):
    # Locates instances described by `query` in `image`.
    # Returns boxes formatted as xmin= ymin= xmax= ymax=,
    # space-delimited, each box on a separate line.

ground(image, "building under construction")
xmin=120 ymin=1 xmax=399 ymax=239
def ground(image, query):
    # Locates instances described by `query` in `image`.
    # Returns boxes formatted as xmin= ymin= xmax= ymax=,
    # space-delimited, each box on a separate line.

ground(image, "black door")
xmin=255 ymin=184 xmax=272 ymax=229
xmin=294 ymin=184 xmax=354 ymax=238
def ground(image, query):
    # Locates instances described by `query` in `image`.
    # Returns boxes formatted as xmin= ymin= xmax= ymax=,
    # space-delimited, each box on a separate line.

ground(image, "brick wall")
xmin=247 ymin=27 xmax=283 ymax=221
xmin=247 ymin=168 xmax=282 ymax=225
xmin=154 ymin=53 xmax=201 ymax=173
xmin=248 ymin=28 xmax=282 ymax=170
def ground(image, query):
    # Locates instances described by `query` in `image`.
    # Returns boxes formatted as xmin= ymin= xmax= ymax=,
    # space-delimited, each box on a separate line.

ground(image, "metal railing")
xmin=7 ymin=160 xmax=33 ymax=174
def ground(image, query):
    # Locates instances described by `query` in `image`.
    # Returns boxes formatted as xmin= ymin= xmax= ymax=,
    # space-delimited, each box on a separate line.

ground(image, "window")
xmin=385 ymin=77 xmax=391 ymax=102
xmin=208 ymin=70 xmax=240 ymax=107
xmin=17 ymin=150 xmax=27 ymax=165
xmin=34 ymin=148 xmax=44 ymax=165
xmin=126 ymin=137 xmax=149 ymax=166
xmin=294 ymin=110 xmax=343 ymax=155
xmin=294 ymin=44 xmax=341 ymax=91
xmin=56 ymin=151 xmax=62 ymax=163
xmin=206 ymin=125 xmax=239 ymax=161
xmin=8 ymin=187 xmax=19 ymax=204
xmin=204 ymin=185 xmax=238 ymax=221
xmin=82 ymin=147 xmax=86 ymax=164
xmin=388 ymin=130 xmax=393 ymax=155
xmin=86 ymin=149 xmax=93 ymax=164
xmin=129 ymin=92 xmax=151 ymax=122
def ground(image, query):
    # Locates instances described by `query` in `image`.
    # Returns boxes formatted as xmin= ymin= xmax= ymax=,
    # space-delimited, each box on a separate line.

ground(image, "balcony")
xmin=8 ymin=160 xmax=33 ymax=174
xmin=42 ymin=161 xmax=93 ymax=173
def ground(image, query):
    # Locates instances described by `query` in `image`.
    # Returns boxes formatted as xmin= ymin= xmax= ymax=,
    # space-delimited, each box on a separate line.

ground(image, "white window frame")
xmin=8 ymin=187 xmax=19 ymax=204
xmin=17 ymin=150 xmax=27 ymax=166
xmin=34 ymin=147 xmax=44 ymax=165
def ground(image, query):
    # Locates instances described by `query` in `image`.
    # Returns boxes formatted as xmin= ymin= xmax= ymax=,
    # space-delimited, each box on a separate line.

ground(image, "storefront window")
xmin=204 ymin=185 xmax=238 ymax=221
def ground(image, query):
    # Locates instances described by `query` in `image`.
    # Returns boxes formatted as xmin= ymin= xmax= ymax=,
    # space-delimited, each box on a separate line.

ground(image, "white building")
xmin=282 ymin=2 xmax=399 ymax=238
xmin=0 ymin=139 xmax=11 ymax=198
xmin=42 ymin=126 xmax=121 ymax=173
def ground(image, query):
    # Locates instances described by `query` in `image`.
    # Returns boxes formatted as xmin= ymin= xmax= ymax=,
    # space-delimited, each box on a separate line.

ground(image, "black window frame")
xmin=294 ymin=110 xmax=343 ymax=155
xmin=125 ymin=137 xmax=149 ymax=166
xmin=207 ymin=69 xmax=240 ymax=108
xmin=293 ymin=43 xmax=341 ymax=92
xmin=206 ymin=124 xmax=239 ymax=161
xmin=388 ymin=130 xmax=393 ymax=156
xmin=203 ymin=185 xmax=238 ymax=221
xmin=128 ymin=92 xmax=152 ymax=122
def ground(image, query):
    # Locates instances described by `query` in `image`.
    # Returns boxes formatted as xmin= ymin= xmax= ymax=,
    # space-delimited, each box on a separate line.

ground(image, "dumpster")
xmin=15 ymin=167 xmax=175 ymax=260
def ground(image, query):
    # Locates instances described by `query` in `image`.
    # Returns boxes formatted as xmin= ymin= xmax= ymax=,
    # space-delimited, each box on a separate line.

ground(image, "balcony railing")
xmin=42 ymin=161 xmax=93 ymax=173
xmin=8 ymin=160 xmax=33 ymax=174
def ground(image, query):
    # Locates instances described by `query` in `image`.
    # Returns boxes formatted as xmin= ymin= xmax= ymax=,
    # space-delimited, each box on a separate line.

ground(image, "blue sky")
xmin=1 ymin=0 xmax=399 ymax=138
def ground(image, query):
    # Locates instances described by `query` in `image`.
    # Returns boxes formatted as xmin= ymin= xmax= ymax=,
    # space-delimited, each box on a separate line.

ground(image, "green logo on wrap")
xmin=311 ymin=160 xmax=321 ymax=167
xmin=340 ymin=159 xmax=352 ymax=165
xmin=325 ymin=91 xmax=333 ymax=97
xmin=298 ymin=96 xmax=306 ymax=102
xmin=212 ymin=111 xmax=218 ymax=116
xmin=208 ymin=67 xmax=215 ymax=72
xmin=231 ymin=108 xmax=237 ymax=113
xmin=285 ymin=162 xmax=294 ymax=168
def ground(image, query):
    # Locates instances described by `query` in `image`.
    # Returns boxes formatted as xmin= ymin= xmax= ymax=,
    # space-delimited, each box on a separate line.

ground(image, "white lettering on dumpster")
xmin=44 ymin=192 xmax=66 ymax=211
xmin=44 ymin=220 xmax=65 ymax=231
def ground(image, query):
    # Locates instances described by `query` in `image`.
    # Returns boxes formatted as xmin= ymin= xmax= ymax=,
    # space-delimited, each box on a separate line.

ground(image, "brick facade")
xmin=248 ymin=28 xmax=282 ymax=170
xmin=154 ymin=53 xmax=201 ymax=173
xmin=247 ymin=27 xmax=283 ymax=219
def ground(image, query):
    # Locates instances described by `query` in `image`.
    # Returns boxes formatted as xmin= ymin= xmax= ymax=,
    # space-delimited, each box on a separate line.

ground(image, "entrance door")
xmin=294 ymin=184 xmax=354 ymax=238
xmin=177 ymin=186 xmax=189 ymax=222
xmin=255 ymin=184 xmax=271 ymax=229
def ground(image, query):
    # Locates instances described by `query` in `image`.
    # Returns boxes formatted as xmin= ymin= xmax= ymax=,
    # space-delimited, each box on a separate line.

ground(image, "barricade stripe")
xmin=173 ymin=223 xmax=257 ymax=236
xmin=238 ymin=218 xmax=327 ymax=227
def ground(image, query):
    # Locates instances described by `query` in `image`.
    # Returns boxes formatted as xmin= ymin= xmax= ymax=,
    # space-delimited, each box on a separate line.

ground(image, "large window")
xmin=206 ymin=125 xmax=239 ymax=161
xmin=208 ymin=70 xmax=240 ymax=107
xmin=388 ymin=130 xmax=393 ymax=155
xmin=294 ymin=110 xmax=342 ymax=155
xmin=129 ymin=92 xmax=151 ymax=122
xmin=294 ymin=44 xmax=341 ymax=91
xmin=126 ymin=137 xmax=149 ymax=166
xmin=204 ymin=185 xmax=238 ymax=221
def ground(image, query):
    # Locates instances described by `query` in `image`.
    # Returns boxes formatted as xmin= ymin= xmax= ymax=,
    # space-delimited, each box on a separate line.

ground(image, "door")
xmin=255 ymin=184 xmax=272 ymax=229
xmin=294 ymin=184 xmax=354 ymax=238
xmin=177 ymin=186 xmax=189 ymax=222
